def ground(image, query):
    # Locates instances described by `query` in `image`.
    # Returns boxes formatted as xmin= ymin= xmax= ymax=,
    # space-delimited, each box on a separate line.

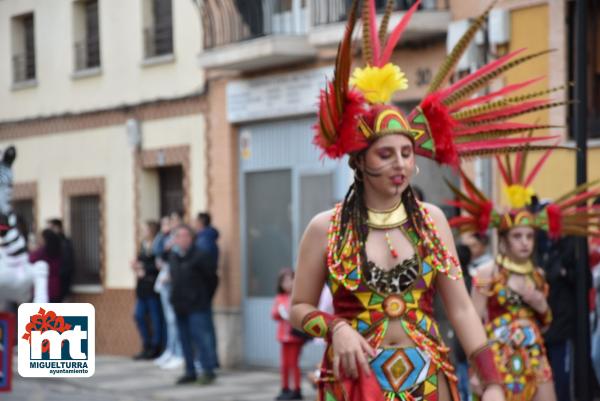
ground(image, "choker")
xmin=496 ymin=255 xmax=534 ymax=275
xmin=367 ymin=201 xmax=407 ymax=229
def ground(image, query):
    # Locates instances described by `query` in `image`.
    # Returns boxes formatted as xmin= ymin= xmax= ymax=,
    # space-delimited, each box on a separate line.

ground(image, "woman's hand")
xmin=519 ymin=286 xmax=547 ymax=313
xmin=481 ymin=384 xmax=505 ymax=401
xmin=331 ymin=322 xmax=376 ymax=380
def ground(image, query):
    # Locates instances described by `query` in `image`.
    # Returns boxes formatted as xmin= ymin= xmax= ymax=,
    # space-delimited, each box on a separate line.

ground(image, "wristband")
xmin=469 ymin=341 xmax=503 ymax=388
xmin=301 ymin=310 xmax=344 ymax=340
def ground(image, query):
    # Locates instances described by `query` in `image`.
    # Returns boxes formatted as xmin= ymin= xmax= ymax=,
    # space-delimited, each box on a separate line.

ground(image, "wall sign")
xmin=226 ymin=67 xmax=333 ymax=123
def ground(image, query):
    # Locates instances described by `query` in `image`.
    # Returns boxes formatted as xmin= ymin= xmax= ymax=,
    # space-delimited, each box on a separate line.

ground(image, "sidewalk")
xmin=6 ymin=355 xmax=317 ymax=401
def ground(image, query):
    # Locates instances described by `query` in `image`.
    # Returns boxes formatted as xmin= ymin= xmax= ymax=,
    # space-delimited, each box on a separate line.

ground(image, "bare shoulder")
xmin=422 ymin=202 xmax=446 ymax=221
xmin=302 ymin=208 xmax=334 ymax=241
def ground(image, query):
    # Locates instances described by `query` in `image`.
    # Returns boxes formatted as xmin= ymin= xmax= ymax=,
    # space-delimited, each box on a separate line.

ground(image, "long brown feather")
xmin=361 ymin=0 xmax=373 ymax=64
xmin=334 ymin=0 xmax=359 ymax=115
xmin=458 ymin=144 xmax=561 ymax=158
xmin=378 ymin=0 xmax=396 ymax=45
xmin=444 ymin=49 xmax=555 ymax=106
xmin=427 ymin=0 xmax=497 ymax=93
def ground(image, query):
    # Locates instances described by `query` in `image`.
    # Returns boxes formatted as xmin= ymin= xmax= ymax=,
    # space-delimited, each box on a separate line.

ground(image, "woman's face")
xmin=503 ymin=226 xmax=535 ymax=261
xmin=359 ymin=134 xmax=416 ymax=198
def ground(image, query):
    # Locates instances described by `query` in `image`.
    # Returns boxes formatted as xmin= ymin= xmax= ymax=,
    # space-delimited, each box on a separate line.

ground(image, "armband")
xmin=469 ymin=341 xmax=503 ymax=388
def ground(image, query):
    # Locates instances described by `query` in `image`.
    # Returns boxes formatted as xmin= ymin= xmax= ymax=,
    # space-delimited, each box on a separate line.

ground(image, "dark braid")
xmin=402 ymin=185 xmax=426 ymax=236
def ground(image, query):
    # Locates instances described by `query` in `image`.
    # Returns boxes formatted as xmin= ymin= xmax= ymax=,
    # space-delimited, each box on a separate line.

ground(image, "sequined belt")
xmin=491 ymin=321 xmax=539 ymax=348
xmin=370 ymin=346 xmax=437 ymax=394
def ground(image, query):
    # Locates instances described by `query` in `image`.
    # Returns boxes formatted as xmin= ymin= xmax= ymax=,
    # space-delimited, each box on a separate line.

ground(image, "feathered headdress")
xmin=313 ymin=0 xmax=566 ymax=166
xmin=446 ymin=145 xmax=600 ymax=239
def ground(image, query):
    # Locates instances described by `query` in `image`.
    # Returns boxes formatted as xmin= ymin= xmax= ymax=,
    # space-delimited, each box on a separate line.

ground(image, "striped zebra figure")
xmin=0 ymin=146 xmax=48 ymax=308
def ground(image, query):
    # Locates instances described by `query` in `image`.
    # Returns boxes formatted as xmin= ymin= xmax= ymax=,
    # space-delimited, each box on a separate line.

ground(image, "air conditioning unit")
xmin=488 ymin=9 xmax=510 ymax=46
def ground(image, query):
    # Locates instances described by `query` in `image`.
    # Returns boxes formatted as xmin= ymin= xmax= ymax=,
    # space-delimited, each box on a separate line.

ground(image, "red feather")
xmin=456 ymin=135 xmax=557 ymax=153
xmin=380 ymin=0 xmax=421 ymax=65
xmin=449 ymin=77 xmax=544 ymax=112
xmin=523 ymin=145 xmax=555 ymax=187
xmin=420 ymin=92 xmax=458 ymax=166
xmin=313 ymin=86 xmax=367 ymax=159
xmin=458 ymin=99 xmax=550 ymax=124
xmin=495 ymin=155 xmax=511 ymax=185
xmin=546 ymin=203 xmax=562 ymax=239
xmin=439 ymin=48 xmax=527 ymax=100
xmin=455 ymin=122 xmax=542 ymax=136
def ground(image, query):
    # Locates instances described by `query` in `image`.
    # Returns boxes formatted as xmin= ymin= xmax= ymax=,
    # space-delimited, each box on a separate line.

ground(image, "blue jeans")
xmin=547 ymin=341 xmax=572 ymax=401
xmin=176 ymin=309 xmax=218 ymax=377
xmin=159 ymin=284 xmax=182 ymax=357
xmin=456 ymin=361 xmax=470 ymax=401
xmin=134 ymin=296 xmax=163 ymax=348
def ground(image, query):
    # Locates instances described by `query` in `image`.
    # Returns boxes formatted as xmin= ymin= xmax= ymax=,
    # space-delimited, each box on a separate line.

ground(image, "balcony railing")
xmin=12 ymin=52 xmax=36 ymax=83
xmin=144 ymin=24 xmax=174 ymax=58
xmin=312 ymin=0 xmax=448 ymax=26
xmin=201 ymin=0 xmax=308 ymax=50
xmin=74 ymin=39 xmax=101 ymax=70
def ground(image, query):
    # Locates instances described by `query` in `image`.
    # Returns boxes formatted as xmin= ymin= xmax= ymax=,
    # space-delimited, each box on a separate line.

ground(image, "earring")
xmin=415 ymin=165 xmax=420 ymax=176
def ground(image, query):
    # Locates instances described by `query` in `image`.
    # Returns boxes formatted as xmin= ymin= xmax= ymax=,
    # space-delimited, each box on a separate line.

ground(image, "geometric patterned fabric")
xmin=317 ymin=209 xmax=461 ymax=401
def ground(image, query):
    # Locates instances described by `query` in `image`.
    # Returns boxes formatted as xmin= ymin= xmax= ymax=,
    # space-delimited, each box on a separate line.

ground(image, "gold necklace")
xmin=497 ymin=255 xmax=534 ymax=275
xmin=367 ymin=201 xmax=407 ymax=229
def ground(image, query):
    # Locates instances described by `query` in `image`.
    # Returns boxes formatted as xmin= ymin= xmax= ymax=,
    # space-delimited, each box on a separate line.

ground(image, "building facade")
xmin=0 ymin=0 xmax=206 ymax=356
xmin=2 ymin=0 xmax=598 ymax=369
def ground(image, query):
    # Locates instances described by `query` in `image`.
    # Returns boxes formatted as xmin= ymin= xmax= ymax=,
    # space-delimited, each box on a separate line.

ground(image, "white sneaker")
xmin=161 ymin=356 xmax=184 ymax=370
xmin=154 ymin=351 xmax=173 ymax=366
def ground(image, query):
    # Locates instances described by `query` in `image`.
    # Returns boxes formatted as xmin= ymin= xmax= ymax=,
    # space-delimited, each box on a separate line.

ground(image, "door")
xmin=158 ymin=166 xmax=183 ymax=217
xmin=240 ymin=117 xmax=349 ymax=367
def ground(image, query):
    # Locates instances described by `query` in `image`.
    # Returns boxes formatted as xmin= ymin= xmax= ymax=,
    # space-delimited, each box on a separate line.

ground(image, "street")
xmin=4 ymin=355 xmax=317 ymax=401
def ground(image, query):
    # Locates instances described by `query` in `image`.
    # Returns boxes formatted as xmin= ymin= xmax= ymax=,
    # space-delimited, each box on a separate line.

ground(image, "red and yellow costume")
xmin=298 ymin=0 xmax=571 ymax=399
xmin=448 ymin=146 xmax=600 ymax=400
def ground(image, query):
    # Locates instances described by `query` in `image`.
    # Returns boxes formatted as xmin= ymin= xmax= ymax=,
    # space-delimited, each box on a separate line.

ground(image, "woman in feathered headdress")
xmin=447 ymin=147 xmax=600 ymax=401
xmin=287 ymin=0 xmax=568 ymax=400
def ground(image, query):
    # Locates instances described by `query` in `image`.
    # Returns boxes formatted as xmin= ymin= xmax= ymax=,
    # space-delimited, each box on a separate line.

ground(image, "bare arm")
xmin=471 ymin=261 xmax=495 ymax=322
xmin=426 ymin=203 xmax=489 ymax=357
xmin=289 ymin=211 xmax=331 ymax=330
xmin=290 ymin=209 xmax=375 ymax=379
xmin=426 ymin=204 xmax=504 ymax=401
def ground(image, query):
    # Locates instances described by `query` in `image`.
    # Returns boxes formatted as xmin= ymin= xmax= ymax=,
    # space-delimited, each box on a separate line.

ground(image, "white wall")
xmin=0 ymin=0 xmax=204 ymax=121
xmin=0 ymin=124 xmax=136 ymax=289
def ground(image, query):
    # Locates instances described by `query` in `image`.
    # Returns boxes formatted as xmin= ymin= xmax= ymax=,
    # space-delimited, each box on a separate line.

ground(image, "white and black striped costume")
xmin=0 ymin=146 xmax=48 ymax=306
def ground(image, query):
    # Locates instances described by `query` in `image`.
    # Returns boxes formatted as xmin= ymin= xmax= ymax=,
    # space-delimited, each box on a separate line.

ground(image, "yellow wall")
xmin=501 ymin=5 xmax=600 ymax=204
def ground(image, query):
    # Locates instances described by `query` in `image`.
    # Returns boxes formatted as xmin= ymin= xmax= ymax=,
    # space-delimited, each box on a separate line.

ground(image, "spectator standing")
xmin=153 ymin=216 xmax=184 ymax=370
xmin=169 ymin=224 xmax=218 ymax=385
xmin=194 ymin=211 xmax=220 ymax=368
xmin=132 ymin=220 xmax=163 ymax=360
xmin=462 ymin=232 xmax=492 ymax=273
xmin=47 ymin=218 xmax=75 ymax=301
xmin=272 ymin=268 xmax=305 ymax=400
xmin=29 ymin=229 xmax=62 ymax=303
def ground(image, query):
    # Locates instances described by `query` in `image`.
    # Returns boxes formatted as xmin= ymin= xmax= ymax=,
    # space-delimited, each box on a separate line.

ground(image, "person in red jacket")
xmin=272 ymin=268 xmax=305 ymax=400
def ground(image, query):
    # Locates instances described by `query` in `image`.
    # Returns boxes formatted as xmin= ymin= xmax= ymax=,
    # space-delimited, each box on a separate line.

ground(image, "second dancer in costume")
xmin=447 ymin=148 xmax=600 ymax=401
xmin=288 ymin=0 xmax=569 ymax=400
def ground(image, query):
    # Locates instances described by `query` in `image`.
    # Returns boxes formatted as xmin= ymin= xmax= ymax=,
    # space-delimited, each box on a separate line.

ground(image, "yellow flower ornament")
xmin=350 ymin=63 xmax=408 ymax=104
xmin=504 ymin=184 xmax=535 ymax=209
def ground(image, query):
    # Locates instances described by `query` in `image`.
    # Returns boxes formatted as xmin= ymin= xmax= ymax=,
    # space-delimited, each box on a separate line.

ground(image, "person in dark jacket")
xmin=47 ymin=218 xmax=75 ymax=301
xmin=170 ymin=224 xmax=219 ymax=385
xmin=194 ymin=212 xmax=220 ymax=368
xmin=131 ymin=220 xmax=163 ymax=360
xmin=29 ymin=229 xmax=62 ymax=302
xmin=535 ymin=233 xmax=576 ymax=401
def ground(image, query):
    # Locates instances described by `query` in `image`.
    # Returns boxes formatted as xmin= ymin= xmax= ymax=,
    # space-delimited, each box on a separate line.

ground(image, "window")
xmin=11 ymin=13 xmax=36 ymax=83
xmin=13 ymin=199 xmax=35 ymax=239
xmin=143 ymin=0 xmax=173 ymax=58
xmin=70 ymin=195 xmax=101 ymax=285
xmin=74 ymin=0 xmax=101 ymax=71
xmin=158 ymin=166 xmax=183 ymax=217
